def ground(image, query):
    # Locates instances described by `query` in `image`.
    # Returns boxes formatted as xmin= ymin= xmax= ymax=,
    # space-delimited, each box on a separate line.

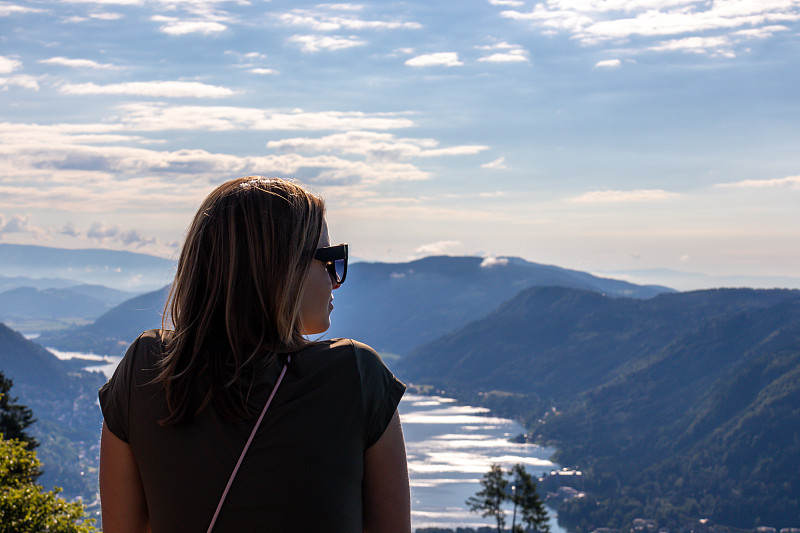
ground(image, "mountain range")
xmin=37 ymin=255 xmax=671 ymax=357
xmin=397 ymin=286 xmax=800 ymax=531
xmin=0 ymin=243 xmax=174 ymax=291
xmin=2 ymin=245 xmax=798 ymax=531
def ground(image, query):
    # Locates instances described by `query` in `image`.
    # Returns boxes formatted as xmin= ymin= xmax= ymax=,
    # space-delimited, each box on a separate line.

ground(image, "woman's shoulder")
xmin=306 ymin=338 xmax=401 ymax=383
xmin=120 ymin=329 xmax=171 ymax=368
xmin=304 ymin=337 xmax=380 ymax=359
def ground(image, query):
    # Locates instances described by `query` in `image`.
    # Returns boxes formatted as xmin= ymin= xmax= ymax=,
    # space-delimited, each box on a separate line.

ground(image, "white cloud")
xmin=716 ymin=175 xmax=800 ymax=189
xmin=595 ymin=58 xmax=622 ymax=67
xmin=414 ymin=240 xmax=461 ymax=256
xmin=61 ymin=222 xmax=81 ymax=237
xmin=476 ymin=41 xmax=517 ymax=50
xmin=0 ymin=213 xmax=45 ymax=237
xmin=476 ymin=43 xmax=530 ymax=62
xmin=276 ymin=8 xmax=421 ymax=31
xmin=497 ymin=0 xmax=800 ymax=56
xmin=480 ymin=256 xmax=509 ymax=267
xmin=250 ymin=68 xmax=277 ymax=75
xmin=287 ymin=34 xmax=367 ymax=52
xmin=153 ymin=17 xmax=227 ymax=35
xmin=482 ymin=156 xmax=507 ymax=169
xmin=59 ymin=80 xmax=236 ymax=98
xmin=567 ymin=189 xmax=679 ymax=203
xmin=267 ymin=131 xmax=488 ymax=161
xmin=489 ymin=0 xmax=524 ymax=6
xmin=0 ymin=3 xmax=45 ymax=15
xmin=0 ymin=120 xmax=459 ymax=213
xmin=88 ymin=12 xmax=123 ymax=20
xmin=58 ymin=0 xmax=142 ymax=4
xmin=40 ymin=57 xmax=117 ymax=69
xmin=318 ymin=4 xmax=364 ymax=12
xmin=0 ymin=56 xmax=21 ymax=74
xmin=405 ymin=52 xmax=463 ymax=67
xmin=113 ymin=103 xmax=415 ymax=131
xmin=478 ymin=50 xmax=529 ymax=63
xmin=734 ymin=24 xmax=790 ymax=38
xmin=0 ymin=75 xmax=39 ymax=90
xmin=87 ymin=221 xmax=157 ymax=247
xmin=648 ymin=36 xmax=734 ymax=57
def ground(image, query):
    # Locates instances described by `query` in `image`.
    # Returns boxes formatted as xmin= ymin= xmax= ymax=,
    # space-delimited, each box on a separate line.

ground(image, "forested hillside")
xmin=398 ymin=287 xmax=800 ymax=531
xmin=0 ymin=323 xmax=105 ymax=501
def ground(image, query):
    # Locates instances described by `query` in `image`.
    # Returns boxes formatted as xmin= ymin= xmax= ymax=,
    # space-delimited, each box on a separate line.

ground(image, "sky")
xmin=2 ymin=0 xmax=800 ymax=289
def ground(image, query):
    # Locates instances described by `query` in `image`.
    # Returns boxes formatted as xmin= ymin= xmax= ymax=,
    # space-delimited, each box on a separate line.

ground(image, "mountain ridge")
xmin=396 ymin=286 xmax=800 ymax=530
xmin=36 ymin=255 xmax=673 ymax=356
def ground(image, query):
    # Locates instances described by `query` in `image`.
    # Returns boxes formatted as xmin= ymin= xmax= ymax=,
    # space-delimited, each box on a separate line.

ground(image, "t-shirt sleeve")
xmin=351 ymin=340 xmax=406 ymax=448
xmin=98 ymin=334 xmax=146 ymax=443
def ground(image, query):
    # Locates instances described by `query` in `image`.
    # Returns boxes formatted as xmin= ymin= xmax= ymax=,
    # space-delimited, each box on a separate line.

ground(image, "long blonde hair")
xmin=158 ymin=176 xmax=325 ymax=425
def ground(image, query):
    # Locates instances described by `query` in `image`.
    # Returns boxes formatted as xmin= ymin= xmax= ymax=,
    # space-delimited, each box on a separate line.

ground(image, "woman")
xmin=98 ymin=177 xmax=410 ymax=532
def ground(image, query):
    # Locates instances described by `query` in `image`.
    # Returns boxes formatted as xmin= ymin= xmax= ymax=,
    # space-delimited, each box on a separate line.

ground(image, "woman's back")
xmin=100 ymin=330 xmax=404 ymax=532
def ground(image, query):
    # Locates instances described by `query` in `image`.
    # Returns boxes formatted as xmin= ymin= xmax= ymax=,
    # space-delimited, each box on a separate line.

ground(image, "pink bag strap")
xmin=206 ymin=355 xmax=291 ymax=533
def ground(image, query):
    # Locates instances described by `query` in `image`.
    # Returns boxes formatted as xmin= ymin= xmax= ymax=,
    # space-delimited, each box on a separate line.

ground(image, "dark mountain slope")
xmin=398 ymin=287 xmax=798 ymax=400
xmin=397 ymin=287 xmax=800 ymax=530
xmin=0 ymin=323 xmax=72 ymax=392
xmin=327 ymin=256 xmax=671 ymax=355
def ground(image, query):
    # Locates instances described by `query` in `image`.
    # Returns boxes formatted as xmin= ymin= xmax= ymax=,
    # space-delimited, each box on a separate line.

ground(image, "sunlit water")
xmin=400 ymin=393 xmax=565 ymax=532
xmin=53 ymin=349 xmax=566 ymax=532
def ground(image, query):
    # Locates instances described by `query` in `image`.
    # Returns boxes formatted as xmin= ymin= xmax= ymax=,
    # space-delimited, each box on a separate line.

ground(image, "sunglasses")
xmin=313 ymin=243 xmax=348 ymax=284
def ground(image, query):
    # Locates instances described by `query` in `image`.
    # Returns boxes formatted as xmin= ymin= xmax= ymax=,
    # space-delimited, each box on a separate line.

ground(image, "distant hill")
xmin=0 ymin=285 xmax=138 ymax=322
xmin=0 ymin=274 xmax=83 ymax=292
xmin=599 ymin=267 xmax=800 ymax=291
xmin=0 ymin=243 xmax=174 ymax=291
xmin=397 ymin=286 xmax=800 ymax=530
xmin=36 ymin=256 xmax=672 ymax=356
xmin=327 ymin=256 xmax=672 ymax=355
xmin=36 ymin=286 xmax=169 ymax=355
xmin=0 ymin=323 xmax=105 ymax=500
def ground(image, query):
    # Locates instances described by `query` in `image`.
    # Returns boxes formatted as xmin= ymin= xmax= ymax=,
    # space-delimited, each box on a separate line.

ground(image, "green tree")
xmin=510 ymin=464 xmax=550 ymax=533
xmin=0 ymin=371 xmax=37 ymax=448
xmin=0 ymin=435 xmax=96 ymax=532
xmin=467 ymin=463 xmax=509 ymax=532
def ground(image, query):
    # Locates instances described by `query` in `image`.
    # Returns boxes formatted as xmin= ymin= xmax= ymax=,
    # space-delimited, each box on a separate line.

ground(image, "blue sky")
xmin=2 ymin=0 xmax=799 ymax=288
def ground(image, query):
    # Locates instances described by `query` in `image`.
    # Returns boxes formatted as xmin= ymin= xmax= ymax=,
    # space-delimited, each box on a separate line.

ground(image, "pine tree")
xmin=510 ymin=464 xmax=550 ymax=533
xmin=0 ymin=371 xmax=37 ymax=448
xmin=468 ymin=463 xmax=551 ymax=533
xmin=466 ymin=463 xmax=509 ymax=532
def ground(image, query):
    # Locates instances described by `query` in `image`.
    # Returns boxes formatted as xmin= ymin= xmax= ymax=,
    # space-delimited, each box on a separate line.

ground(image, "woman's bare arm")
xmin=99 ymin=422 xmax=151 ymax=533
xmin=363 ymin=409 xmax=411 ymax=533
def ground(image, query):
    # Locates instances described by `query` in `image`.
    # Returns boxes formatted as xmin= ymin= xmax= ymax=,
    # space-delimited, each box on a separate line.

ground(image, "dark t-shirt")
xmin=99 ymin=330 xmax=405 ymax=533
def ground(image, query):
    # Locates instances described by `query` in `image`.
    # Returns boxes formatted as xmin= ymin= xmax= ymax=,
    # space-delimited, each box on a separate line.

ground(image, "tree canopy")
xmin=468 ymin=463 xmax=550 ymax=533
xmin=0 ymin=371 xmax=37 ymax=448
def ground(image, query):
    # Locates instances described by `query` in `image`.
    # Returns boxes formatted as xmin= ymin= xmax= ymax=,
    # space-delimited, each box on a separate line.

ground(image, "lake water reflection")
xmin=400 ymin=393 xmax=566 ymax=532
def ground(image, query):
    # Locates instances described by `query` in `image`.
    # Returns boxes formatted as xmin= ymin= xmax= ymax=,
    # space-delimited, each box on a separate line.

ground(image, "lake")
xmin=400 ymin=393 xmax=565 ymax=532
xmin=48 ymin=348 xmax=566 ymax=532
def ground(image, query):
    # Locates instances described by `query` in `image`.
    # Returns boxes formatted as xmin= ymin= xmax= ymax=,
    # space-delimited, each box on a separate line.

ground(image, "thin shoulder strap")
xmin=206 ymin=355 xmax=291 ymax=533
